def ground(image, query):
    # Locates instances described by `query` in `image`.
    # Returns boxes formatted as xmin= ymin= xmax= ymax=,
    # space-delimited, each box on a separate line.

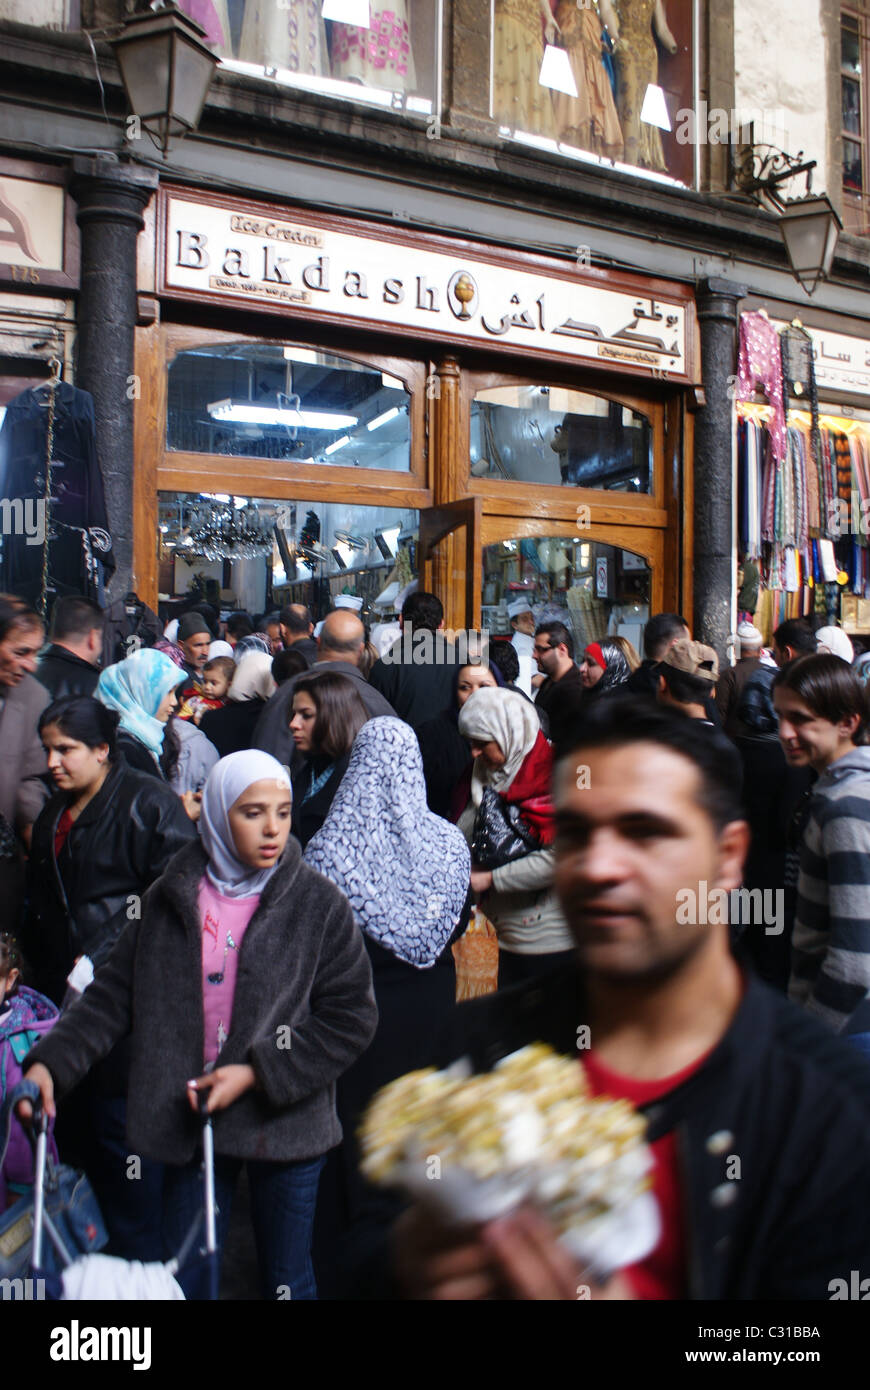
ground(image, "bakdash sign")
xmin=160 ymin=190 xmax=694 ymax=383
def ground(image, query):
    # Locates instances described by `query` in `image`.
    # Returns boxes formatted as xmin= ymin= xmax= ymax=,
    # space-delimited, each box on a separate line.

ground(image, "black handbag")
xmin=471 ymin=786 xmax=541 ymax=870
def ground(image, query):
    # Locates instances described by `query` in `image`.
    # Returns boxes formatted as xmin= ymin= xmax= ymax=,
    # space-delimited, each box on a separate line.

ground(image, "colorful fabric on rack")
xmin=836 ymin=433 xmax=852 ymax=503
xmin=736 ymin=313 xmax=787 ymax=464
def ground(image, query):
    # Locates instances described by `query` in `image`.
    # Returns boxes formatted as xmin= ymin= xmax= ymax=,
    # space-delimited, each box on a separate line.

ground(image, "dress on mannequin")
xmin=552 ymin=2 xmax=623 ymax=159
xmin=238 ymin=0 xmax=328 ymax=74
xmin=330 ymin=2 xmax=416 ymax=92
xmin=493 ymin=0 xmax=558 ymax=135
xmin=610 ymin=0 xmax=677 ymax=172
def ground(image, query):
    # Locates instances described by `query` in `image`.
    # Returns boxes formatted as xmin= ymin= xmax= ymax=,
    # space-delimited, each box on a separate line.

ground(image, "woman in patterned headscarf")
xmin=304 ymin=716 xmax=472 ymax=1295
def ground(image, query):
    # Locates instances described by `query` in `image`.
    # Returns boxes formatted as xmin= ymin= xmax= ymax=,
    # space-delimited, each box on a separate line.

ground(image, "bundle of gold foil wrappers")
xmin=359 ymin=1044 xmax=654 ymax=1246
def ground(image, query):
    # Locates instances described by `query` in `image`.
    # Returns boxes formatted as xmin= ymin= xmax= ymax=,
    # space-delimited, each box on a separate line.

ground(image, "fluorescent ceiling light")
xmin=283 ymin=347 xmax=319 ymax=364
xmin=321 ymin=0 xmax=370 ymax=26
xmin=325 ymin=434 xmax=351 ymax=455
xmin=640 ymin=84 xmax=671 ymax=131
xmin=208 ymin=399 xmax=358 ymax=430
xmin=367 ymin=407 xmax=400 ymax=432
xmin=381 ymin=525 xmax=401 ymax=550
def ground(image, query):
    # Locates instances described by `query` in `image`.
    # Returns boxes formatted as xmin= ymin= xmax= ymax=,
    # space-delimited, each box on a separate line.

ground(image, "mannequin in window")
xmin=238 ymin=0 xmax=328 ymax=74
xmin=604 ymin=0 xmax=678 ymax=172
xmin=329 ymin=0 xmax=416 ymax=93
xmin=492 ymin=0 xmax=558 ymax=136
xmin=551 ymin=0 xmax=623 ymax=160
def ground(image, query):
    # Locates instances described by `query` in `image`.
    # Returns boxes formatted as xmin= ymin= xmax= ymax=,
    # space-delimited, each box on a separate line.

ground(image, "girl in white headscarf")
xmin=23 ymin=748 xmax=377 ymax=1300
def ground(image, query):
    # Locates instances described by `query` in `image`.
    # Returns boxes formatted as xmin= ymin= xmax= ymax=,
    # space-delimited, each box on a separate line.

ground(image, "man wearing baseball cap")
xmin=656 ymin=639 xmax=742 ymax=787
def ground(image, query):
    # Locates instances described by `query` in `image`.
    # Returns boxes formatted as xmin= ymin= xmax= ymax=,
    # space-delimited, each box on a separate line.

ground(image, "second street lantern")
xmin=110 ymin=1 xmax=219 ymax=158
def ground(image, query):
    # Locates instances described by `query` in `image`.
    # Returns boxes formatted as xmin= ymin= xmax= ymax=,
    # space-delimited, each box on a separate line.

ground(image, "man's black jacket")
xmin=436 ymin=966 xmax=870 ymax=1300
xmin=36 ymin=644 xmax=99 ymax=701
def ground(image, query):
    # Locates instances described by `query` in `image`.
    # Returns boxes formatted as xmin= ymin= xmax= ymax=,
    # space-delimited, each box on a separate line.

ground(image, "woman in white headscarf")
xmin=456 ymin=687 xmax=574 ymax=990
xmin=304 ymin=716 xmax=472 ymax=1296
xmin=199 ymin=651 xmax=277 ymax=758
xmin=24 ymin=748 xmax=377 ymax=1301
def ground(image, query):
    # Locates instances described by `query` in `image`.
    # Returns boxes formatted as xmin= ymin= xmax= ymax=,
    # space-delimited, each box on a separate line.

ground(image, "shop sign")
xmin=162 ymin=193 xmax=692 ymax=382
xmin=772 ymin=319 xmax=870 ymax=398
xmin=0 ymin=161 xmax=78 ymax=292
xmin=808 ymin=327 xmax=870 ymax=399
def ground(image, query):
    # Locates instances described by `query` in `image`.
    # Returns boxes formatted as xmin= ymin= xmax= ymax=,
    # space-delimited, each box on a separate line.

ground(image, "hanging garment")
xmin=330 ymin=0 xmax=417 ymax=93
xmin=551 ymin=3 xmax=623 ymax=159
xmin=736 ymin=313 xmax=787 ymax=465
xmin=239 ymin=0 xmax=327 ymax=74
xmin=780 ymin=323 xmax=822 ymax=492
xmin=488 ymin=0 xmax=557 ymax=135
xmin=0 ymin=382 xmax=114 ymax=604
xmin=835 ymin=432 xmax=852 ymax=504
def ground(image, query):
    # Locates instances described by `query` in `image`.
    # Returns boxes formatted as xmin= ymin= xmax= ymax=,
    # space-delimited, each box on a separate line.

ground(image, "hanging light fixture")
xmin=109 ymin=1 xmax=219 ymax=158
xmin=732 ymin=144 xmax=842 ymax=296
xmin=777 ymin=194 xmax=843 ymax=297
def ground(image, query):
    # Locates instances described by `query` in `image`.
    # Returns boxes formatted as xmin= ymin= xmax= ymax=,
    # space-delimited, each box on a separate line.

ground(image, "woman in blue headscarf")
xmin=97 ymin=647 xmax=185 ymax=781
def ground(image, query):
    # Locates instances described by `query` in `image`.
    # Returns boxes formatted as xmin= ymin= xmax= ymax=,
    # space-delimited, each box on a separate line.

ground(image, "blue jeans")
xmin=162 ymin=1152 xmax=325 ymax=1300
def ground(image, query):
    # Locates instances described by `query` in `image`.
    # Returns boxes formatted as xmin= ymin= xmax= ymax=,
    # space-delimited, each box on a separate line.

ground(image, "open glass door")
xmin=418 ymin=496 xmax=482 ymax=632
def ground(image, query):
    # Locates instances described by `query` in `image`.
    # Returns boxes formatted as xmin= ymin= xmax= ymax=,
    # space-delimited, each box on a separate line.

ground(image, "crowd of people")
xmin=2 ymin=583 xmax=870 ymax=1301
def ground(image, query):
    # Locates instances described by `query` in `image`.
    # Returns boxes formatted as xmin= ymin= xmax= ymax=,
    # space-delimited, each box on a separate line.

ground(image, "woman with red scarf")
xmin=579 ymin=639 xmax=632 ymax=702
xmin=456 ymin=688 xmax=574 ymax=990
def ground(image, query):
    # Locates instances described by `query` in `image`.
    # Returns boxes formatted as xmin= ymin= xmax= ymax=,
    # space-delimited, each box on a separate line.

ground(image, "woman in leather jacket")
xmin=21 ymin=695 xmax=197 ymax=1261
xmin=24 ymin=696 xmax=197 ymax=1005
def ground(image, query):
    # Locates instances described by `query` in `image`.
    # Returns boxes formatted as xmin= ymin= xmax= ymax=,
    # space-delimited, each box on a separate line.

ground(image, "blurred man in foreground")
xmin=393 ymin=699 xmax=870 ymax=1299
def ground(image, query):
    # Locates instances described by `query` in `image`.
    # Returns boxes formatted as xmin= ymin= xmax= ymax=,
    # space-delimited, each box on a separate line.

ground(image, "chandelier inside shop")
xmin=163 ymin=499 xmax=277 ymax=560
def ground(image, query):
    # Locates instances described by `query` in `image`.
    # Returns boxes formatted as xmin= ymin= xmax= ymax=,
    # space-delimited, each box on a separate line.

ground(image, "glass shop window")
xmin=198 ymin=0 xmax=441 ymax=118
xmin=482 ymin=535 xmax=651 ymax=653
xmin=490 ymin=0 xmax=696 ymax=185
xmin=158 ymin=491 xmax=419 ymax=628
xmin=166 ymin=343 xmax=412 ymax=470
xmin=470 ymin=385 xmax=652 ymax=493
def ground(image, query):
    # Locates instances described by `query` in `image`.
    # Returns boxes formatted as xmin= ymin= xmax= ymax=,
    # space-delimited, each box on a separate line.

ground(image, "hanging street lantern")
xmin=109 ymin=1 xmax=219 ymax=158
xmin=777 ymin=193 xmax=843 ymax=297
xmin=731 ymin=142 xmax=843 ymax=296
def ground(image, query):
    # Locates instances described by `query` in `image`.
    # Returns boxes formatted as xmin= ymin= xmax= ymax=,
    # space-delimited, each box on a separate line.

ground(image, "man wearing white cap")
xmin=508 ymin=598 xmax=536 ymax=698
xmin=815 ymin=625 xmax=854 ymax=665
xmin=715 ymin=621 xmax=765 ymax=740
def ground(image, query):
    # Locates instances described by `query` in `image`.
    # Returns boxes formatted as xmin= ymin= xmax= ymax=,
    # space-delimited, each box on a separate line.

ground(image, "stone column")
xmin=71 ymin=156 xmax=159 ymax=601
xmin=693 ymin=277 xmax=746 ymax=659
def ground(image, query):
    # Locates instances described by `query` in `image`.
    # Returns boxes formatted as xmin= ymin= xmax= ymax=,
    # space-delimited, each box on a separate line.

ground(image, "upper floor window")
xmin=201 ymin=0 xmax=441 ymax=116
xmin=842 ymin=9 xmax=869 ymax=233
xmin=491 ymin=0 xmax=696 ymax=186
